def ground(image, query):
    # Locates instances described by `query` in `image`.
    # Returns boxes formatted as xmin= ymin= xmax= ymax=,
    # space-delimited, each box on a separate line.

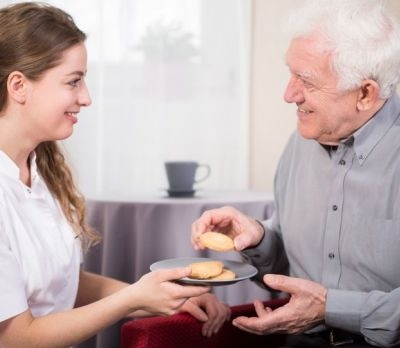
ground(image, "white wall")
xmin=249 ymin=0 xmax=400 ymax=191
xmin=249 ymin=0 xmax=303 ymax=190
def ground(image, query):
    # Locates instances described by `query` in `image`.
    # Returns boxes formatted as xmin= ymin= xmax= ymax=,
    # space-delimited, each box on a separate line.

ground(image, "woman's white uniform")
xmin=0 ymin=150 xmax=81 ymax=322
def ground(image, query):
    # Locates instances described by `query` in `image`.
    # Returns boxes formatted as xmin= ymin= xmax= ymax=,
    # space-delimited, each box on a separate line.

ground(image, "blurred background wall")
xmin=2 ymin=0 xmax=400 ymax=194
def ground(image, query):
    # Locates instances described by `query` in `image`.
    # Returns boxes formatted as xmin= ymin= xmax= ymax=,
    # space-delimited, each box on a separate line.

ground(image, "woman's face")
xmin=24 ymin=42 xmax=91 ymax=143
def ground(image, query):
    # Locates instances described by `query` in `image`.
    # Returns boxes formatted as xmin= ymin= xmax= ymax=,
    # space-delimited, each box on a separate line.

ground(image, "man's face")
xmin=284 ymin=35 xmax=360 ymax=145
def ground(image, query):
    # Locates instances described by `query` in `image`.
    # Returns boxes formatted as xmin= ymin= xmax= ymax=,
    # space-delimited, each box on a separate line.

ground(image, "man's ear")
xmin=7 ymin=71 xmax=28 ymax=104
xmin=356 ymin=79 xmax=381 ymax=111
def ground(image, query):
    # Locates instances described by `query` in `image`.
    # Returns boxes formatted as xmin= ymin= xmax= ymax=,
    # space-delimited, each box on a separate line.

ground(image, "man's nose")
xmin=284 ymin=77 xmax=304 ymax=104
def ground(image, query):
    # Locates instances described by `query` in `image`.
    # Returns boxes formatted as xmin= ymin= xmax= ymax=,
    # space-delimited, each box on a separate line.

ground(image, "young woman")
xmin=0 ymin=3 xmax=229 ymax=347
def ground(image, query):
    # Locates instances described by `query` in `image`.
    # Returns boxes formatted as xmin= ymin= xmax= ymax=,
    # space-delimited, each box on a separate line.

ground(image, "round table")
xmin=78 ymin=190 xmax=275 ymax=348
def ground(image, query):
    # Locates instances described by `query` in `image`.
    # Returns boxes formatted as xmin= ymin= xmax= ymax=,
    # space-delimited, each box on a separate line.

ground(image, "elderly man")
xmin=191 ymin=0 xmax=400 ymax=347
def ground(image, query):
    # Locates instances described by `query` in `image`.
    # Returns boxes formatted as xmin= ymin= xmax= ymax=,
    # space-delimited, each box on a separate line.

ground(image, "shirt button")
xmin=339 ymin=159 xmax=346 ymax=165
xmin=332 ymin=205 xmax=338 ymax=211
xmin=328 ymin=252 xmax=335 ymax=259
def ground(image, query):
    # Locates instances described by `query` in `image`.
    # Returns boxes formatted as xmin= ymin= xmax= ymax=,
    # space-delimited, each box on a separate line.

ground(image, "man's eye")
xmin=302 ymin=80 xmax=315 ymax=90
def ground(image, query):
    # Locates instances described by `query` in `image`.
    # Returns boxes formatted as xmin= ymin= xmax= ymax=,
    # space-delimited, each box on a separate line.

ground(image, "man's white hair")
xmin=286 ymin=0 xmax=400 ymax=99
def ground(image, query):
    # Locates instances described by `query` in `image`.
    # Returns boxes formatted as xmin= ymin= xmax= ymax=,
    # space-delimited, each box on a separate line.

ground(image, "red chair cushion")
xmin=121 ymin=298 xmax=289 ymax=348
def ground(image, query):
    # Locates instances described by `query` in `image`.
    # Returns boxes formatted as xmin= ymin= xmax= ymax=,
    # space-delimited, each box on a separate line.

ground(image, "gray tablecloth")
xmin=77 ymin=190 xmax=275 ymax=348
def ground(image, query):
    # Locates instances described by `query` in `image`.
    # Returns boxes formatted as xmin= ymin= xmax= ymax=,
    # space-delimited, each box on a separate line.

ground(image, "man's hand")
xmin=191 ymin=206 xmax=265 ymax=251
xmin=232 ymin=274 xmax=327 ymax=335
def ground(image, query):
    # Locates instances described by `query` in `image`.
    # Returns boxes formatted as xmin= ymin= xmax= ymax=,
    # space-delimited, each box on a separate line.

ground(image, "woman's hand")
xmin=128 ymin=268 xmax=210 ymax=316
xmin=181 ymin=293 xmax=231 ymax=337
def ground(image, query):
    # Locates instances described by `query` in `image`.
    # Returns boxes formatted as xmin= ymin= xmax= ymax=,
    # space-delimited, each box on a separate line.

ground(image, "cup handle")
xmin=195 ymin=164 xmax=211 ymax=183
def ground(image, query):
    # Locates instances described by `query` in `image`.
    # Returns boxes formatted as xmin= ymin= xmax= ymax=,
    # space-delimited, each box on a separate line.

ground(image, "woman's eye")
xmin=69 ymin=78 xmax=81 ymax=87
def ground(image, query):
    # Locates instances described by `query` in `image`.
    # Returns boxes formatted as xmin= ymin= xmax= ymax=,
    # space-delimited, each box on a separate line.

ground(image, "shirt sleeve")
xmin=326 ymin=288 xmax=400 ymax=347
xmin=241 ymin=136 xmax=290 ymax=283
xmin=0 ymin=220 xmax=28 ymax=322
xmin=241 ymin=214 xmax=289 ymax=285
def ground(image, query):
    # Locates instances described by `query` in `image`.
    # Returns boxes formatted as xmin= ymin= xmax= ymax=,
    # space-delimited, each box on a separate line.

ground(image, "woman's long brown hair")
xmin=0 ymin=2 xmax=100 ymax=247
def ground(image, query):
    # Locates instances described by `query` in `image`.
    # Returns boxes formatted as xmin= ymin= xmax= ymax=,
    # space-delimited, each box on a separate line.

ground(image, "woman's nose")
xmin=79 ymin=84 xmax=92 ymax=107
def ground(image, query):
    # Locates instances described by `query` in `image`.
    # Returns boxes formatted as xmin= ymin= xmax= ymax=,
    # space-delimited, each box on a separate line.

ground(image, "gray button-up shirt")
xmin=243 ymin=94 xmax=400 ymax=347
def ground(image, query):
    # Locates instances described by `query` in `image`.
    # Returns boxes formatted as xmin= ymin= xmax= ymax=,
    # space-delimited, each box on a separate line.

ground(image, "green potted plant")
xmin=136 ymin=19 xmax=199 ymax=62
xmin=136 ymin=19 xmax=200 ymax=99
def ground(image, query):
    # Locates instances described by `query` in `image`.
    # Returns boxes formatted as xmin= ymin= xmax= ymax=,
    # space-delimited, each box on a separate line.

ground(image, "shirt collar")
xmin=0 ymin=150 xmax=20 ymax=179
xmin=0 ymin=150 xmax=39 ymax=183
xmin=352 ymin=94 xmax=400 ymax=165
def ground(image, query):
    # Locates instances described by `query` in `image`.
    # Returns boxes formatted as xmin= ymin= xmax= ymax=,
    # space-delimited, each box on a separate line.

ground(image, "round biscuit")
xmin=199 ymin=231 xmax=234 ymax=251
xmin=210 ymin=268 xmax=236 ymax=281
xmin=188 ymin=260 xmax=224 ymax=279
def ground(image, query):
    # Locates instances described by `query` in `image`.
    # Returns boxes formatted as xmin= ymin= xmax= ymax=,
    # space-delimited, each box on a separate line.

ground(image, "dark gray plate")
xmin=150 ymin=257 xmax=258 ymax=286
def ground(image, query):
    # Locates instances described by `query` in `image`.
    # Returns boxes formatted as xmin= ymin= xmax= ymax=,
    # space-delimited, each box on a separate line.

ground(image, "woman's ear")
xmin=356 ymin=79 xmax=381 ymax=111
xmin=7 ymin=71 xmax=28 ymax=104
